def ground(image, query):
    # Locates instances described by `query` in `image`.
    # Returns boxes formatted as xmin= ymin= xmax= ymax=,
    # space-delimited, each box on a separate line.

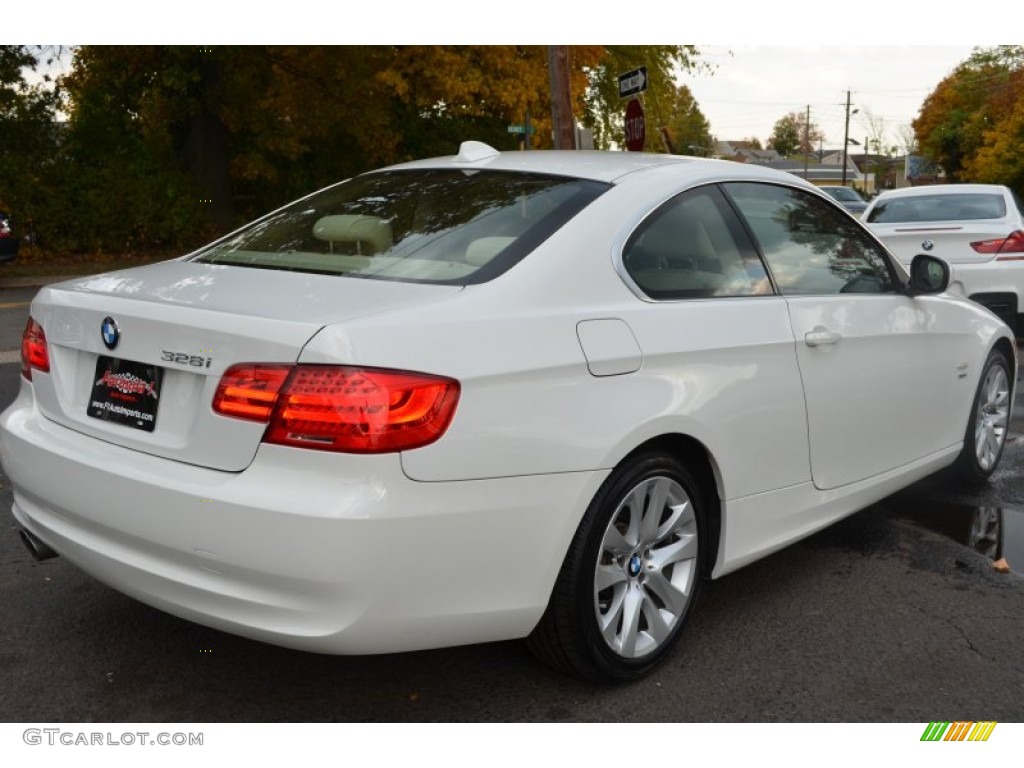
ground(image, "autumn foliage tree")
xmin=49 ymin=45 xmax=704 ymax=252
xmin=914 ymin=46 xmax=1024 ymax=187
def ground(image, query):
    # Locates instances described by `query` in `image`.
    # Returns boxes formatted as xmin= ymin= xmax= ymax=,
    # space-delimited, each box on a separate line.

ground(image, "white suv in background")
xmin=863 ymin=184 xmax=1024 ymax=336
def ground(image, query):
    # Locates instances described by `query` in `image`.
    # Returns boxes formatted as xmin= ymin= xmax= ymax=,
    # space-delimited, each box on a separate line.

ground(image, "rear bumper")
xmin=1 ymin=386 xmax=604 ymax=654
xmin=947 ymin=260 xmax=1024 ymax=301
xmin=947 ymin=261 xmax=1024 ymax=333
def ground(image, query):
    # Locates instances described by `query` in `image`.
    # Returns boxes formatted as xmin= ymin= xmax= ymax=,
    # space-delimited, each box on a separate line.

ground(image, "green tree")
xmin=644 ymin=83 xmax=713 ymax=155
xmin=768 ymin=111 xmax=823 ymax=156
xmin=578 ymin=46 xmax=705 ymax=149
xmin=0 ymin=46 xmax=61 ymax=239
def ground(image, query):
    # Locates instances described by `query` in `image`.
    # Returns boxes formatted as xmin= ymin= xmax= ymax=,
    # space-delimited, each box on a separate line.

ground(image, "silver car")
xmin=819 ymin=185 xmax=868 ymax=216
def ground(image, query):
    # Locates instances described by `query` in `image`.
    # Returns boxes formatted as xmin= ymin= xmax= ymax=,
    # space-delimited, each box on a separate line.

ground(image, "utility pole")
xmin=547 ymin=46 xmax=576 ymax=150
xmin=842 ymin=89 xmax=853 ymax=185
xmin=803 ymin=104 xmax=810 ymax=180
xmin=865 ymin=134 xmax=870 ymax=194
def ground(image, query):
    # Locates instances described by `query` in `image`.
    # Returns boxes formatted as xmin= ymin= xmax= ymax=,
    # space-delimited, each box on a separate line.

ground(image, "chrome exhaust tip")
xmin=19 ymin=528 xmax=58 ymax=561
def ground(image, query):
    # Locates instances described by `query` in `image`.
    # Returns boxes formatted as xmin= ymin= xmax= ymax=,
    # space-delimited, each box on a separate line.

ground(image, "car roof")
xmin=381 ymin=142 xmax=808 ymax=186
xmin=874 ymin=184 xmax=1010 ymax=200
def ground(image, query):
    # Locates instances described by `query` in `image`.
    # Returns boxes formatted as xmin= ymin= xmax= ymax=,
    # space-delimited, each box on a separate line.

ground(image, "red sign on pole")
xmin=624 ymin=98 xmax=645 ymax=152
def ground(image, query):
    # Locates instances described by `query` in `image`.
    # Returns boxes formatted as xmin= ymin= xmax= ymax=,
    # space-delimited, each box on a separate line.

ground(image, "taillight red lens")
xmin=20 ymin=318 xmax=49 ymax=380
xmin=214 ymin=364 xmax=460 ymax=453
xmin=970 ymin=230 xmax=1024 ymax=258
xmin=212 ymin=364 xmax=291 ymax=421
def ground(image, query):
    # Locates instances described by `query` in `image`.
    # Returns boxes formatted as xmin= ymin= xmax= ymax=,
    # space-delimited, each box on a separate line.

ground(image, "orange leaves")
xmin=914 ymin=47 xmax=1024 ymax=185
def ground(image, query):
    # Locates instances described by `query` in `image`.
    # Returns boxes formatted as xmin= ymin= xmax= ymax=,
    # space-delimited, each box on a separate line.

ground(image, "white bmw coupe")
xmin=2 ymin=143 xmax=1016 ymax=681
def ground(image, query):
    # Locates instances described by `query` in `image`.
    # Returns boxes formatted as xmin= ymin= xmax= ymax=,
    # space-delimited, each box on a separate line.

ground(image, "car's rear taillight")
xmin=212 ymin=364 xmax=291 ymax=421
xmin=20 ymin=318 xmax=49 ymax=380
xmin=213 ymin=364 xmax=460 ymax=453
xmin=970 ymin=230 xmax=1024 ymax=259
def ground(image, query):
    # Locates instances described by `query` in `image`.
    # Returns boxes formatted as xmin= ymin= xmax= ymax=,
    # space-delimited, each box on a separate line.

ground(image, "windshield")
xmin=867 ymin=193 xmax=1007 ymax=223
xmin=192 ymin=169 xmax=609 ymax=285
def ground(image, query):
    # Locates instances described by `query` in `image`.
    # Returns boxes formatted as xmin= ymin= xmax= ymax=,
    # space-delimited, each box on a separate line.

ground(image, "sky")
xmin=682 ymin=46 xmax=976 ymax=151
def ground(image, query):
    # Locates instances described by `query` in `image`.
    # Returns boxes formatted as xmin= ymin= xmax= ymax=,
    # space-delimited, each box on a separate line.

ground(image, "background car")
xmin=0 ymin=211 xmax=19 ymax=263
xmin=863 ymin=183 xmax=1024 ymax=335
xmin=1 ymin=144 xmax=1016 ymax=682
xmin=818 ymin=185 xmax=868 ymax=216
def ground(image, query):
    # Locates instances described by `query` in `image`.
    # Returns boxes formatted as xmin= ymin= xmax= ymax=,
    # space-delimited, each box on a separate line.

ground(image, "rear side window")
xmin=866 ymin=193 xmax=1006 ymax=223
xmin=622 ymin=185 xmax=772 ymax=300
xmin=192 ymin=170 xmax=608 ymax=285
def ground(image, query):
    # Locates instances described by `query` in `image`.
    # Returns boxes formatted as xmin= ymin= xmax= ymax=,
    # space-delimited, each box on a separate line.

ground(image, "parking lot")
xmin=0 ymin=286 xmax=1022 ymax=722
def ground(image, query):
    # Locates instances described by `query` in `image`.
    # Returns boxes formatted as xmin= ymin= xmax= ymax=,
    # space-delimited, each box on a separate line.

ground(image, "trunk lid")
xmin=868 ymin=220 xmax=1014 ymax=266
xmin=29 ymin=260 xmax=460 ymax=471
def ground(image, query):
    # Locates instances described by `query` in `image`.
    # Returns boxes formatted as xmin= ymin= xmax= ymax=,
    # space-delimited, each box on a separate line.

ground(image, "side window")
xmin=724 ymin=182 xmax=898 ymax=296
xmin=622 ymin=185 xmax=772 ymax=300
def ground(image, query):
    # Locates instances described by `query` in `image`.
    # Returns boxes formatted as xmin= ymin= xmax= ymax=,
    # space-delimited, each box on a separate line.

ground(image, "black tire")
xmin=527 ymin=451 xmax=706 ymax=682
xmin=953 ymin=349 xmax=1012 ymax=485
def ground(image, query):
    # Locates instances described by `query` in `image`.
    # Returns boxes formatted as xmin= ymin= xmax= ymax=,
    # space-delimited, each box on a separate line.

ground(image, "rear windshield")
xmin=866 ymin=193 xmax=1006 ymax=223
xmin=191 ymin=169 xmax=609 ymax=285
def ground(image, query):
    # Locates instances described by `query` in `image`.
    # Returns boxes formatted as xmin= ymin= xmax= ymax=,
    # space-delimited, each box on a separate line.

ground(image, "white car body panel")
xmin=785 ymin=293 xmax=983 ymax=490
xmin=1 ymin=149 xmax=1017 ymax=657
xmin=864 ymin=184 xmax=1024 ymax=332
xmin=718 ymin=444 xmax=960 ymax=575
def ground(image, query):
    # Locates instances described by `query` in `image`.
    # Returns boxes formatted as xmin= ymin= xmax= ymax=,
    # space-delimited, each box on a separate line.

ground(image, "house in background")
xmin=714 ymin=140 xmax=936 ymax=195
xmin=716 ymin=140 xmax=865 ymax=188
xmin=713 ymin=141 xmax=782 ymax=164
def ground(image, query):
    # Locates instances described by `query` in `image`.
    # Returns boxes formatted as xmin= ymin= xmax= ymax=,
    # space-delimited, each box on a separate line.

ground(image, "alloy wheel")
xmin=593 ymin=475 xmax=699 ymax=659
xmin=974 ymin=364 xmax=1010 ymax=472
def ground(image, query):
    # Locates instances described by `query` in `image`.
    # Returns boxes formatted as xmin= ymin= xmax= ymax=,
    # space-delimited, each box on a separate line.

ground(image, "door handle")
xmin=804 ymin=327 xmax=842 ymax=347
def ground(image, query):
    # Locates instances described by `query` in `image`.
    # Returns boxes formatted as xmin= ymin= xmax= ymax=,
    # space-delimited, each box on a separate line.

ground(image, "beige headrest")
xmin=313 ymin=215 xmax=393 ymax=253
xmin=465 ymin=236 xmax=514 ymax=266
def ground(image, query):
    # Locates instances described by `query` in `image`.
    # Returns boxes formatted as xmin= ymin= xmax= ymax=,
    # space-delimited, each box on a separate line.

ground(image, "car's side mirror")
xmin=907 ymin=254 xmax=950 ymax=295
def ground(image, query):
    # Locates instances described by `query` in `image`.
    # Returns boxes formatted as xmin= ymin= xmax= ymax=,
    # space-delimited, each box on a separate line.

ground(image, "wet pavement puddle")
xmin=889 ymin=498 xmax=1024 ymax=575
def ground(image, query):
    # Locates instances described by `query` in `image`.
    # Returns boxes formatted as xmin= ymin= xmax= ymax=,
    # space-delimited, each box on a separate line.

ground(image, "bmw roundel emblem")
xmin=100 ymin=316 xmax=120 ymax=350
xmin=921 ymin=239 xmax=934 ymax=251
xmin=628 ymin=554 xmax=642 ymax=577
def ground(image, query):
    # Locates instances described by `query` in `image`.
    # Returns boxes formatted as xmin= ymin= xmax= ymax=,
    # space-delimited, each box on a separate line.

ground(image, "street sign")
xmin=624 ymin=98 xmax=645 ymax=152
xmin=506 ymin=124 xmax=535 ymax=135
xmin=617 ymin=66 xmax=648 ymax=99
